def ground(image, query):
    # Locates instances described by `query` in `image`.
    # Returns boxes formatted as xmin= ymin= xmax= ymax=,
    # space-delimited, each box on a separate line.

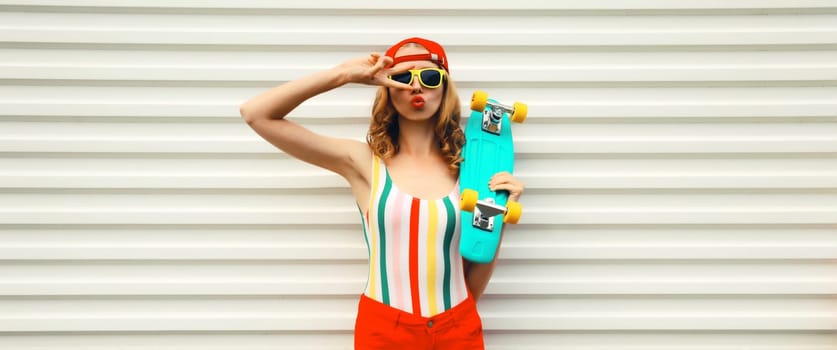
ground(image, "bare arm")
xmin=463 ymin=231 xmax=504 ymax=301
xmin=239 ymin=53 xmax=412 ymax=180
xmin=464 ymin=172 xmax=525 ymax=302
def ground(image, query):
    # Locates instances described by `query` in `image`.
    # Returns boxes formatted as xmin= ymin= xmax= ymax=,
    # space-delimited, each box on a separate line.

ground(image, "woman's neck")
xmin=396 ymin=116 xmax=439 ymax=158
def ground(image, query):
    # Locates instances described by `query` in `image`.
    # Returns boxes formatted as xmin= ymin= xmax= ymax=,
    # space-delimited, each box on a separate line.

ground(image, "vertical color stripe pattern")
xmin=427 ymin=200 xmax=439 ymax=316
xmin=376 ymin=173 xmax=392 ymax=305
xmin=408 ymin=198 xmax=421 ymax=315
xmin=442 ymin=197 xmax=456 ymax=310
xmin=361 ymin=155 xmax=468 ymax=317
xmin=366 ymin=158 xmax=379 ymax=300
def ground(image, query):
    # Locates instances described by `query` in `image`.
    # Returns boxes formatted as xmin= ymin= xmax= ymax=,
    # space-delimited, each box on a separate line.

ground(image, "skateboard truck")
xmin=470 ymin=91 xmax=528 ymax=136
xmin=460 ymin=188 xmax=522 ymax=231
xmin=471 ymin=197 xmax=506 ymax=232
xmin=481 ymin=105 xmax=508 ymax=135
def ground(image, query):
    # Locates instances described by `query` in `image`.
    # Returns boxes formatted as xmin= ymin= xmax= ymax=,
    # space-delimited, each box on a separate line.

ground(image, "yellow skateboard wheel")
xmin=460 ymin=189 xmax=478 ymax=212
xmin=503 ymin=201 xmax=522 ymax=224
xmin=511 ymin=102 xmax=527 ymax=123
xmin=471 ymin=90 xmax=488 ymax=112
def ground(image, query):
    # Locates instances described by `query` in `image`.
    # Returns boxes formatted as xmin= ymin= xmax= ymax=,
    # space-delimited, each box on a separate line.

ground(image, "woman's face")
xmin=388 ymin=45 xmax=446 ymax=123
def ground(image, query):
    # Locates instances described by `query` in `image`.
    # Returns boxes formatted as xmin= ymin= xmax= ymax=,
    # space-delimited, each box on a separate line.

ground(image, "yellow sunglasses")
xmin=388 ymin=68 xmax=447 ymax=88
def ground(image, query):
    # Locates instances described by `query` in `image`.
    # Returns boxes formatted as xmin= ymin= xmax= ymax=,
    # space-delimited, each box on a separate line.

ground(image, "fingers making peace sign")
xmin=338 ymin=52 xmax=414 ymax=91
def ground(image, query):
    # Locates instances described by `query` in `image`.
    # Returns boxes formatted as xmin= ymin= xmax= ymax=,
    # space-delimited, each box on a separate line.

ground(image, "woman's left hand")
xmin=488 ymin=172 xmax=525 ymax=202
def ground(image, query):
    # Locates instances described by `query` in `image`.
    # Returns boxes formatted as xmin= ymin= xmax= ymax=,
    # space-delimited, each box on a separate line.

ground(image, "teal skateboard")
xmin=459 ymin=90 xmax=526 ymax=263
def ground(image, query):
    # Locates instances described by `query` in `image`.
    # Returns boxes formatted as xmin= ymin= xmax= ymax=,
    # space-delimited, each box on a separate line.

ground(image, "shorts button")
xmin=427 ymin=320 xmax=434 ymax=328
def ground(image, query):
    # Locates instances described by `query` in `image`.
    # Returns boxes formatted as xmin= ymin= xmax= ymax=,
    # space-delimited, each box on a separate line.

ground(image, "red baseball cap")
xmin=384 ymin=37 xmax=450 ymax=73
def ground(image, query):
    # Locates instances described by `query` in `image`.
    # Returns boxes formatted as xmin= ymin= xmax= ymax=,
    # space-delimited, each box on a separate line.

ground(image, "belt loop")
xmin=393 ymin=312 xmax=401 ymax=330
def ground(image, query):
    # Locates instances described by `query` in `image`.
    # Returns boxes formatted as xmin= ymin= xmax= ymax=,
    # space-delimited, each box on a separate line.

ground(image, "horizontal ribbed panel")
xmin=0 ymin=2 xmax=835 ymax=350
xmin=1 ymin=12 xmax=836 ymax=46
xmin=3 ymin=0 xmax=837 ymax=10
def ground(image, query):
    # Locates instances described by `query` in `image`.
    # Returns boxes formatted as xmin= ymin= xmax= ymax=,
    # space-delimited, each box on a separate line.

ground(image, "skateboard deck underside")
xmin=459 ymin=101 xmax=515 ymax=263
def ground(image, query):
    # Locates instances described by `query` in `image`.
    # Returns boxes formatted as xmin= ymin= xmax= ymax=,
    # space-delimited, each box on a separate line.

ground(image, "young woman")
xmin=239 ymin=37 xmax=524 ymax=349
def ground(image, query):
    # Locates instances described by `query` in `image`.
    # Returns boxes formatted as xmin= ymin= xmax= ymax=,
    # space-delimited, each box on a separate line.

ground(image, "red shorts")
xmin=354 ymin=293 xmax=485 ymax=350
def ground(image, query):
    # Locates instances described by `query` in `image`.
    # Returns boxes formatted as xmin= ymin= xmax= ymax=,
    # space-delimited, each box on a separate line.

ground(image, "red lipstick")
xmin=411 ymin=95 xmax=425 ymax=109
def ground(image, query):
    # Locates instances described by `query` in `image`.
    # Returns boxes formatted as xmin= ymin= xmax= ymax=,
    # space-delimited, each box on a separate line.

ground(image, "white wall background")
xmin=1 ymin=1 xmax=836 ymax=349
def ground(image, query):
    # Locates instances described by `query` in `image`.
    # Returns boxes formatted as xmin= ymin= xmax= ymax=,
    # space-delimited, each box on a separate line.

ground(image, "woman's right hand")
xmin=337 ymin=53 xmax=414 ymax=90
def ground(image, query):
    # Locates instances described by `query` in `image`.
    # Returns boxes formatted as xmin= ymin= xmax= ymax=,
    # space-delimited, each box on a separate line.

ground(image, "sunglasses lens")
xmin=420 ymin=69 xmax=442 ymax=87
xmin=390 ymin=72 xmax=413 ymax=85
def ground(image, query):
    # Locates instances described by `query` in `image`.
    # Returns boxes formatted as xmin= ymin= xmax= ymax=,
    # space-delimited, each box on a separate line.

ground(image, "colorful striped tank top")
xmin=360 ymin=155 xmax=469 ymax=317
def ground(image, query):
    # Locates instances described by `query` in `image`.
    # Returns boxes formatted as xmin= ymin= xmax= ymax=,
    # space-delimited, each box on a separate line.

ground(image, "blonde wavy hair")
xmin=366 ymin=77 xmax=465 ymax=175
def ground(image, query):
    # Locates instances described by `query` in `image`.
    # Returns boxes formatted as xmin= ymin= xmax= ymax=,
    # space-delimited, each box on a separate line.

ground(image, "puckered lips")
xmin=410 ymin=95 xmax=425 ymax=109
